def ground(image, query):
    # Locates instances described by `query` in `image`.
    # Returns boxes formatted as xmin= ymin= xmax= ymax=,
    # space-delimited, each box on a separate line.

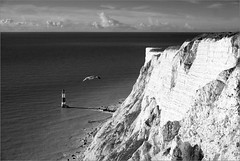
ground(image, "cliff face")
xmin=84 ymin=32 xmax=240 ymax=161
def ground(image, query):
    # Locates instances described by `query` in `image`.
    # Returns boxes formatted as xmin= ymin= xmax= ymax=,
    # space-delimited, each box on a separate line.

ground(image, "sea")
xmin=1 ymin=32 xmax=199 ymax=160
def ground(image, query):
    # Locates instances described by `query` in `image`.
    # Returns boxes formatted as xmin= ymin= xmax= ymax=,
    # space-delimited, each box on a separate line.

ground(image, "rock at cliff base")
xmin=163 ymin=121 xmax=181 ymax=142
xmin=171 ymin=146 xmax=183 ymax=161
xmin=192 ymin=144 xmax=204 ymax=161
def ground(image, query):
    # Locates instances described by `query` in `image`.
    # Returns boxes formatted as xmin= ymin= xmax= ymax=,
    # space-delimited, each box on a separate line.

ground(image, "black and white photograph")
xmin=1 ymin=0 xmax=239 ymax=160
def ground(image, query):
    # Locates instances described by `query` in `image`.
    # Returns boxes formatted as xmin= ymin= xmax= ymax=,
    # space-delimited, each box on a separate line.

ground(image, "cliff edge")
xmin=83 ymin=32 xmax=240 ymax=161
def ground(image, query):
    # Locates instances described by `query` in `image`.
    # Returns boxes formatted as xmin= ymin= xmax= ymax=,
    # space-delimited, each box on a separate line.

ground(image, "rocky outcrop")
xmin=98 ymin=99 xmax=125 ymax=113
xmin=83 ymin=32 xmax=240 ymax=161
xmin=162 ymin=121 xmax=181 ymax=142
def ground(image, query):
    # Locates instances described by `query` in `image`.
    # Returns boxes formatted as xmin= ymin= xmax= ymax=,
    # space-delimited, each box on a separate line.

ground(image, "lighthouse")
xmin=61 ymin=89 xmax=68 ymax=108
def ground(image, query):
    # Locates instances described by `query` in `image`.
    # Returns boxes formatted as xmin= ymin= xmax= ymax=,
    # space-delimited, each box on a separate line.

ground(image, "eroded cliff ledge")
xmin=84 ymin=32 xmax=240 ymax=161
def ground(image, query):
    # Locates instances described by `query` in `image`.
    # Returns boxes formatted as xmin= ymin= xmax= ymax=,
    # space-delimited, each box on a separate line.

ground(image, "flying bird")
xmin=83 ymin=75 xmax=101 ymax=82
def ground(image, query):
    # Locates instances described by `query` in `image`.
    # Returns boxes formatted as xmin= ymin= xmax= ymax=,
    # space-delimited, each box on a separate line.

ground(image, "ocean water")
xmin=1 ymin=32 xmax=199 ymax=160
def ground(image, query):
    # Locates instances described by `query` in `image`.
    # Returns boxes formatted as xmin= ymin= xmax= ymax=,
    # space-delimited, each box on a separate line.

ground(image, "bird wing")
xmin=83 ymin=75 xmax=101 ymax=82
xmin=83 ymin=77 xmax=89 ymax=81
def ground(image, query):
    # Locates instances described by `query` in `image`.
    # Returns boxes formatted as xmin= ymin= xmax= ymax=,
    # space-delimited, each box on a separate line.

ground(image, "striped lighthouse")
xmin=61 ymin=89 xmax=67 ymax=108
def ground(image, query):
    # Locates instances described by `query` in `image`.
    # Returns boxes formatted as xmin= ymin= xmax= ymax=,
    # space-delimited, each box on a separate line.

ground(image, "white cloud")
xmin=99 ymin=12 xmax=121 ymax=27
xmin=146 ymin=17 xmax=169 ymax=27
xmin=207 ymin=3 xmax=223 ymax=9
xmin=1 ymin=1 xmax=238 ymax=32
xmin=134 ymin=16 xmax=172 ymax=31
xmin=184 ymin=23 xmax=194 ymax=30
xmin=46 ymin=20 xmax=63 ymax=28
xmin=91 ymin=12 xmax=136 ymax=31
xmin=0 ymin=18 xmax=39 ymax=27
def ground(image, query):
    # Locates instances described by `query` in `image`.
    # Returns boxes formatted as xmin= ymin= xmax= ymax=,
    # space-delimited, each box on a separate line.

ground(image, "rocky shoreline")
xmin=58 ymin=99 xmax=124 ymax=161
xmin=57 ymin=117 xmax=110 ymax=161
xmin=97 ymin=98 xmax=125 ymax=113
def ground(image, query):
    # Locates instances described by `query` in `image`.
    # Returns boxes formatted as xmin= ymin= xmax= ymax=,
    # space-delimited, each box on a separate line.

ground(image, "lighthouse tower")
xmin=61 ymin=89 xmax=68 ymax=108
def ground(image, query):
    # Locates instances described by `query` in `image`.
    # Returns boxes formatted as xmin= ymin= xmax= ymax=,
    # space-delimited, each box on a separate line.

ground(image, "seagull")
xmin=83 ymin=75 xmax=101 ymax=82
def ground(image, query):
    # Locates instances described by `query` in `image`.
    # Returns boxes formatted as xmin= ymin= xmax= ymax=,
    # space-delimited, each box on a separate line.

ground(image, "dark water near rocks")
xmin=1 ymin=32 xmax=199 ymax=160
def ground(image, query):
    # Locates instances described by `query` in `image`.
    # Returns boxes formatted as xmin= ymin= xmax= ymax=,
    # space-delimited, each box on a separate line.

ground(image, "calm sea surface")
xmin=1 ymin=32 xmax=199 ymax=160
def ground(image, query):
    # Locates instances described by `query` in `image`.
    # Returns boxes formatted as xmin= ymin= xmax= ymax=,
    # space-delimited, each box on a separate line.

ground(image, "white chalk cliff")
xmin=84 ymin=32 xmax=240 ymax=161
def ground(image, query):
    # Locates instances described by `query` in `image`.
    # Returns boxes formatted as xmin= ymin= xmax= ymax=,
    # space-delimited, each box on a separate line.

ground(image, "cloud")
xmin=46 ymin=20 xmax=63 ymax=28
xmin=178 ymin=0 xmax=237 ymax=4
xmin=91 ymin=12 xmax=136 ymax=31
xmin=134 ymin=16 xmax=173 ymax=31
xmin=131 ymin=5 xmax=150 ymax=10
xmin=0 ymin=18 xmax=38 ymax=27
xmin=100 ymin=5 xmax=116 ymax=10
xmin=99 ymin=12 xmax=122 ymax=27
xmin=184 ymin=23 xmax=194 ymax=30
xmin=232 ymin=2 xmax=239 ymax=5
xmin=1 ymin=1 xmax=238 ymax=32
xmin=207 ymin=3 xmax=223 ymax=9
xmin=0 ymin=18 xmax=41 ymax=32
xmin=147 ymin=17 xmax=169 ymax=27
xmin=185 ymin=0 xmax=199 ymax=3
xmin=185 ymin=15 xmax=195 ymax=19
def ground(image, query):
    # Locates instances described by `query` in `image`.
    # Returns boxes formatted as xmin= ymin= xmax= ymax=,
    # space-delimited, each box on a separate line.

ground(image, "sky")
xmin=0 ymin=0 xmax=239 ymax=32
